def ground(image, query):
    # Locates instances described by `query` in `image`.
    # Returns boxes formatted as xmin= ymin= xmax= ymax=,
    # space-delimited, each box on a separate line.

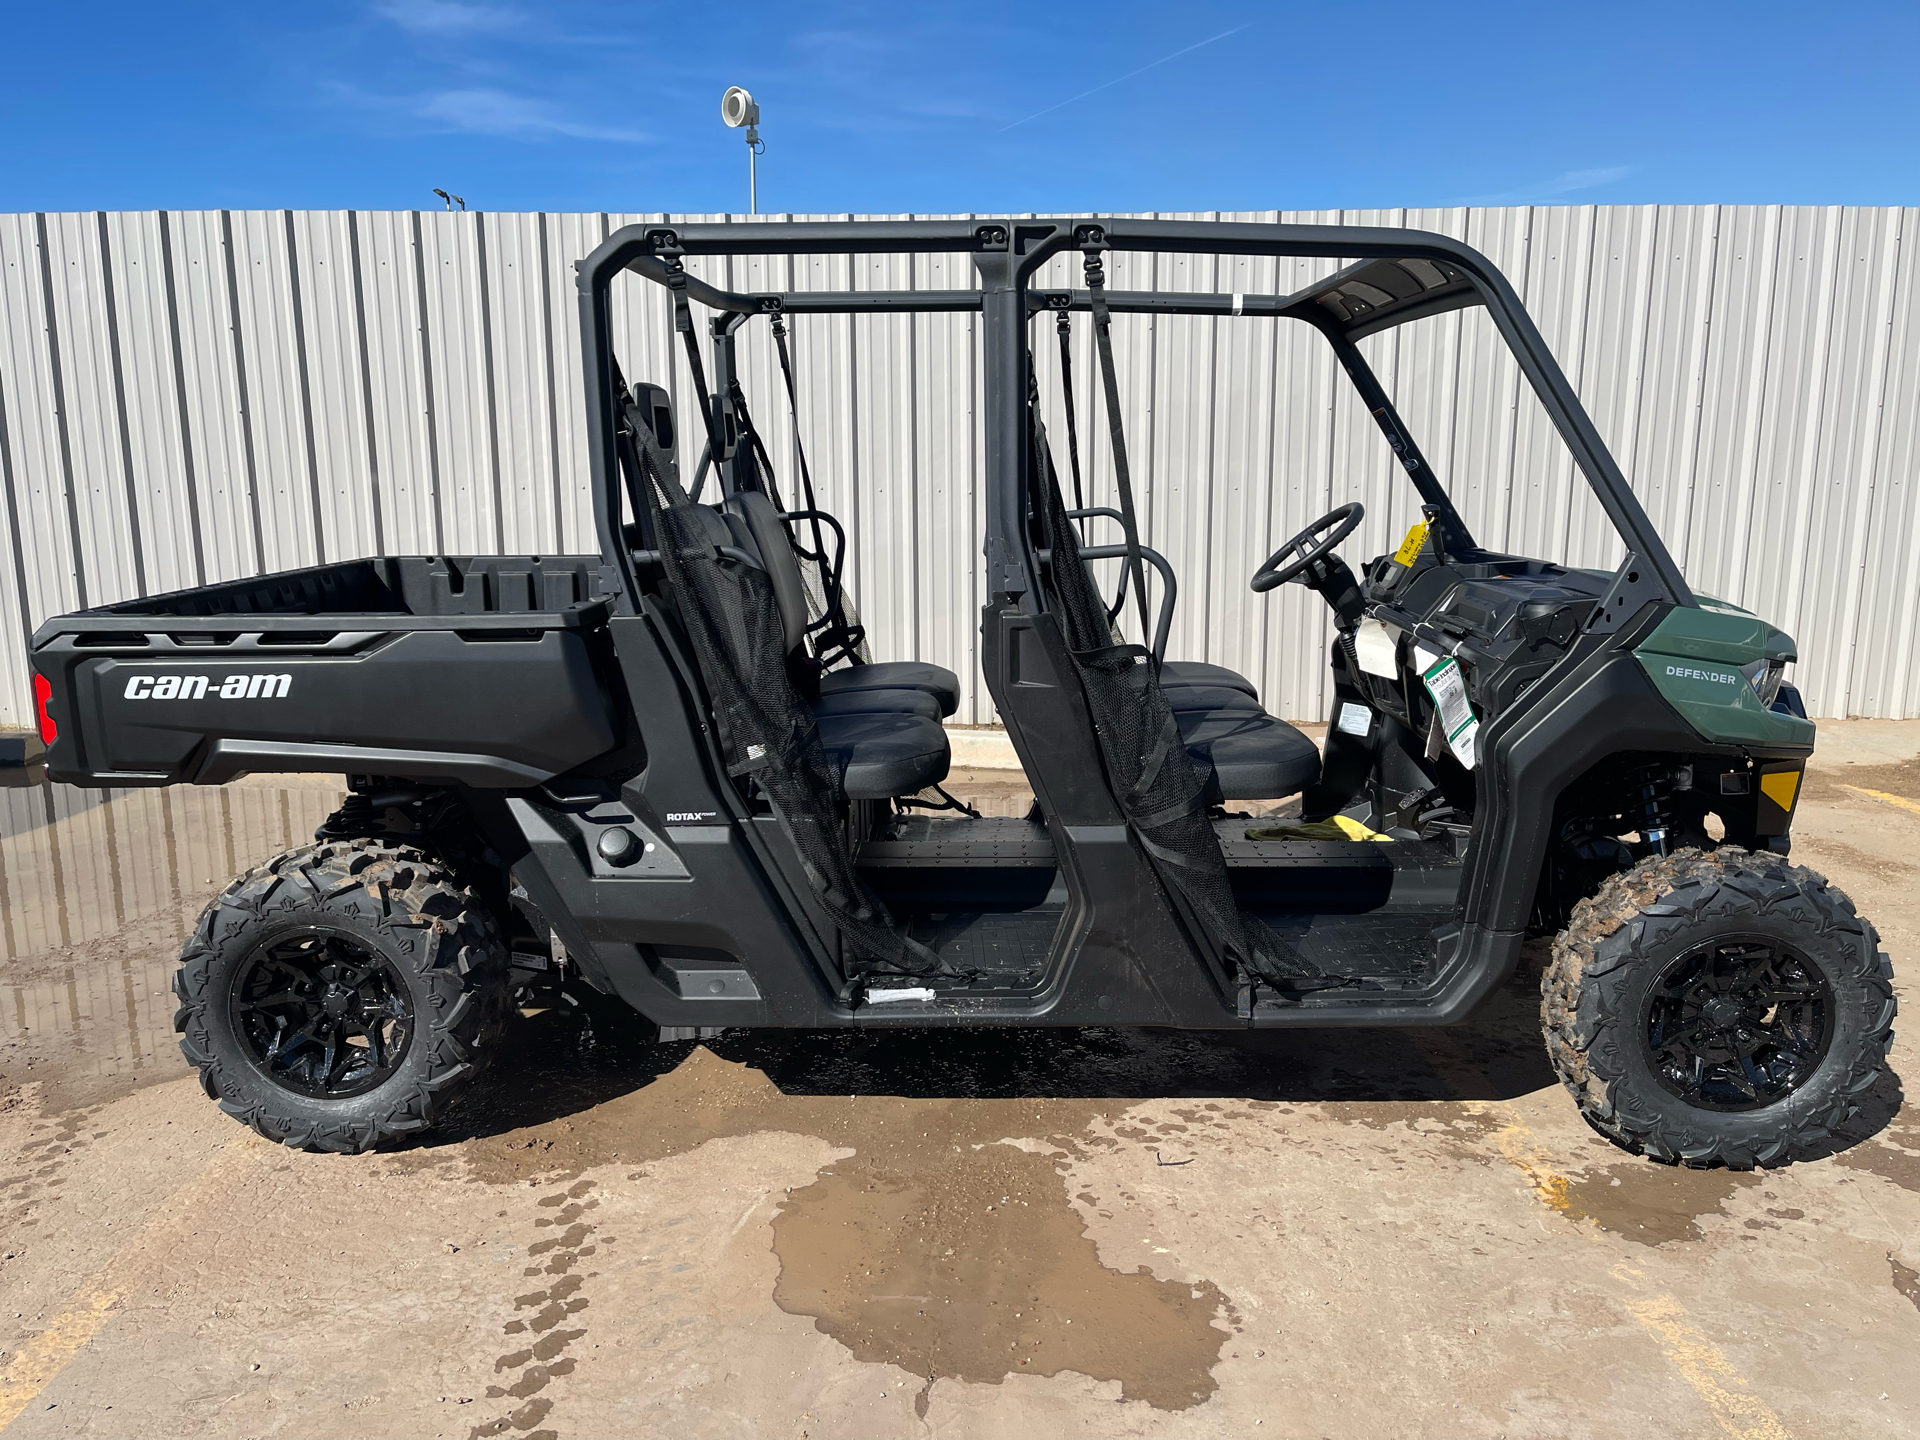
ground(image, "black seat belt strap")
xmin=771 ymin=316 xmax=827 ymax=551
xmin=769 ymin=312 xmax=864 ymax=665
xmin=1055 ymin=309 xmax=1088 ymax=516
xmin=664 ymin=257 xmax=730 ymax=504
xmin=1083 ymin=242 xmax=1155 ymax=661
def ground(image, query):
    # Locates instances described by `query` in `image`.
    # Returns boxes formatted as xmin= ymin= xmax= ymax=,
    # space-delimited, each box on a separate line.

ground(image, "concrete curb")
xmin=945 ymin=727 xmax=1022 ymax=770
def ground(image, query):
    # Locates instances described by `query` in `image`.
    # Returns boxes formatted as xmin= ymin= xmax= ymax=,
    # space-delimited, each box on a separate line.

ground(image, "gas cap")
xmin=597 ymin=827 xmax=640 ymax=866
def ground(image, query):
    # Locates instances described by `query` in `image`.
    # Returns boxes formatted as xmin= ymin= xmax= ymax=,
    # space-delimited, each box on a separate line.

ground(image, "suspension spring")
xmin=316 ymin=791 xmax=377 ymax=840
xmin=1631 ymin=763 xmax=1676 ymax=856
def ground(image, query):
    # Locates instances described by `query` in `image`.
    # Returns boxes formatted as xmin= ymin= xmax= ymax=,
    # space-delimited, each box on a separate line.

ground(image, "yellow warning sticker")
xmin=1393 ymin=520 xmax=1430 ymax=567
xmin=1759 ymin=770 xmax=1800 ymax=814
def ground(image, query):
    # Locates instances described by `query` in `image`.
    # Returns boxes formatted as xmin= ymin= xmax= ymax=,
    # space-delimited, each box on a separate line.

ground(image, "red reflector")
xmin=33 ymin=671 xmax=57 ymax=746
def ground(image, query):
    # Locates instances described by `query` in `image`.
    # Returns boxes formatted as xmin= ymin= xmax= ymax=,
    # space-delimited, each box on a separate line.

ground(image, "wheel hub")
xmin=1643 ymin=938 xmax=1833 ymax=1112
xmin=1701 ymin=995 xmax=1744 ymax=1031
xmin=229 ymin=934 xmax=415 ymax=1099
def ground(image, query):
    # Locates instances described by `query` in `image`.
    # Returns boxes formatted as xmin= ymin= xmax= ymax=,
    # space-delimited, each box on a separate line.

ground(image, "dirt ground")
xmin=1 ymin=724 xmax=1915 ymax=1439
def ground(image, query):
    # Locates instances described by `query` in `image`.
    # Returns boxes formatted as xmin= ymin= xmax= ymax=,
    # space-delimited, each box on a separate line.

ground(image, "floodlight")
xmin=720 ymin=86 xmax=759 ymax=129
xmin=720 ymin=87 xmax=765 ymax=214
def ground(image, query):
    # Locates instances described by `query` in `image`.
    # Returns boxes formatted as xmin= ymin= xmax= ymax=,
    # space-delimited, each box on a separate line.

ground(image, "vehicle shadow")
xmin=425 ymin=947 xmax=1907 ymax=1164
xmin=431 ymin=950 xmax=1545 ymax=1139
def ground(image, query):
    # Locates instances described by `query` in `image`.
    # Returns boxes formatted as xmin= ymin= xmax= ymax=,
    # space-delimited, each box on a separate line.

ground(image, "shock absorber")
xmin=316 ymin=791 xmax=375 ymax=839
xmin=1631 ymin=764 xmax=1675 ymax=856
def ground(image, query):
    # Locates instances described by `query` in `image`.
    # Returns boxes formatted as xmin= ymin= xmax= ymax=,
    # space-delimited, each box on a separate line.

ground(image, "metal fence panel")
xmin=2 ymin=205 xmax=1916 ymax=735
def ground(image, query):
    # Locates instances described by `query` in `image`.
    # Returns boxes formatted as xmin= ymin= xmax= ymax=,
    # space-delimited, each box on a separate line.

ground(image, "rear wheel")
xmin=1542 ymin=847 xmax=1894 ymax=1168
xmin=173 ymin=838 xmax=509 ymax=1153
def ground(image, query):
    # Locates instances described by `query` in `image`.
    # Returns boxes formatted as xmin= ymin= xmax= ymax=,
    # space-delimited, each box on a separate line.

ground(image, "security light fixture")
xmin=720 ymin=86 xmax=764 ymax=214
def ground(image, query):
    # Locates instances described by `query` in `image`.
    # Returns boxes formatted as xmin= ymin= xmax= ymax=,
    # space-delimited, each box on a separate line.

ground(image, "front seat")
xmin=1173 ymin=707 xmax=1321 ymax=802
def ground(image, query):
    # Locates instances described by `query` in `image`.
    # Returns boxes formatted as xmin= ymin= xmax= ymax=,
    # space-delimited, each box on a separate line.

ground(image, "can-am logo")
xmin=123 ymin=673 xmax=292 ymax=700
xmin=1665 ymin=664 xmax=1738 ymax=686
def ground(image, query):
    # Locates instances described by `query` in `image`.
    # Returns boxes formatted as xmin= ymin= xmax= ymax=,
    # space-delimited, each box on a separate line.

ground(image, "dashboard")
xmin=1355 ymin=553 xmax=1611 ymax=724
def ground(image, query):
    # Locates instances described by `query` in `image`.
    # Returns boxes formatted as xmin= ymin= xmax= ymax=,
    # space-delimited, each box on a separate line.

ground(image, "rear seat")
xmin=1161 ymin=660 xmax=1258 ymax=698
xmin=720 ymin=490 xmax=961 ymax=718
xmin=710 ymin=491 xmax=956 ymax=800
xmin=818 ymin=661 xmax=960 ymax=717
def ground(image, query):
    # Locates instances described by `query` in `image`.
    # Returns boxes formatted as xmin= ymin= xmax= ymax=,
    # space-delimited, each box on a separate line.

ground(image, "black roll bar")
xmin=578 ymin=217 xmax=1694 ymax=624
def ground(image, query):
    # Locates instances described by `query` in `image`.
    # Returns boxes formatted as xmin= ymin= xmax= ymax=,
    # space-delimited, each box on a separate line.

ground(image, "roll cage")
xmin=577 ymin=215 xmax=1696 ymax=626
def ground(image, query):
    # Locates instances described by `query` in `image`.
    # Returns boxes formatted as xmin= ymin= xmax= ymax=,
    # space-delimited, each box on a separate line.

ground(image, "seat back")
xmin=722 ymin=491 xmax=809 ymax=654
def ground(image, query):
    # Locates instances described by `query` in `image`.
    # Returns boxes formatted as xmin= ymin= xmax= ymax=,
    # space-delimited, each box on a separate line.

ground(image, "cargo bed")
xmin=31 ymin=556 xmax=620 ymax=787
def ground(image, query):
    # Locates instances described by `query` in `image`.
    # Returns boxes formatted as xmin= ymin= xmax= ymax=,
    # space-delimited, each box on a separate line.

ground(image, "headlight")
xmin=1741 ymin=657 xmax=1785 ymax=708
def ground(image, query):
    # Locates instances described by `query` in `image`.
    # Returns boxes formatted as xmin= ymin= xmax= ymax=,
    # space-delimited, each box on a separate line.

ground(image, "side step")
xmin=858 ymin=814 xmax=1055 ymax=865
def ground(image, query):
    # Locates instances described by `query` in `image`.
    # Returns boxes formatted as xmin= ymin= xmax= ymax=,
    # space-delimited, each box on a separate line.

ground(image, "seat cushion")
xmin=1175 ymin=709 xmax=1321 ymax=801
xmin=1162 ymin=683 xmax=1263 ymax=713
xmin=819 ymin=661 xmax=961 ymax=718
xmin=812 ymin=687 xmax=943 ymax=722
xmin=814 ymin=711 xmax=951 ymax=799
xmin=1162 ymin=660 xmax=1258 ymax=697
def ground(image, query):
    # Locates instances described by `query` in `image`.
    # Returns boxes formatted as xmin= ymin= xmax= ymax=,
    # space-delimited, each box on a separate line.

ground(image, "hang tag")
xmin=1352 ymin=618 xmax=1400 ymax=678
xmin=1420 ymin=656 xmax=1479 ymax=769
xmin=1393 ymin=520 xmax=1430 ymax=567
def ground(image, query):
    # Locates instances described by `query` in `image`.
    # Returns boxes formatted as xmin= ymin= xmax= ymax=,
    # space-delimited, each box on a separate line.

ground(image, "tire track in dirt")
xmin=468 ymin=1178 xmax=602 ymax=1440
xmin=2 ymin=1108 xmax=97 ymax=1246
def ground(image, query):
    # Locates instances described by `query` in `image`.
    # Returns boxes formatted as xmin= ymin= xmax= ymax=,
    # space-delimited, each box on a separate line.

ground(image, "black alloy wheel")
xmin=230 ymin=930 xmax=415 ymax=1099
xmin=1543 ymin=847 xmax=1894 ymax=1169
xmin=1642 ymin=937 xmax=1834 ymax=1112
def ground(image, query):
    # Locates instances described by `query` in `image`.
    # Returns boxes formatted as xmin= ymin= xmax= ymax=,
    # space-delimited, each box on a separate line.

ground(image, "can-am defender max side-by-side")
xmin=30 ymin=217 xmax=1893 ymax=1166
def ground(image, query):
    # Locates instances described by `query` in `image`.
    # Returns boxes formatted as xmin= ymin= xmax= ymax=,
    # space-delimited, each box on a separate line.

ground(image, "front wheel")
xmin=173 ymin=838 xmax=510 ymax=1154
xmin=1542 ymin=847 xmax=1894 ymax=1169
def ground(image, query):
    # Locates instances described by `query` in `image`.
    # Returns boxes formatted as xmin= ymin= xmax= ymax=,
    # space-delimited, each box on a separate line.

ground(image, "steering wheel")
xmin=1250 ymin=502 xmax=1365 ymax=593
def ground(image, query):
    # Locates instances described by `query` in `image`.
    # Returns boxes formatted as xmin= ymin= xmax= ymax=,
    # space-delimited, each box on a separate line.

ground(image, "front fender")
xmin=1458 ymin=610 xmax=1812 ymax=935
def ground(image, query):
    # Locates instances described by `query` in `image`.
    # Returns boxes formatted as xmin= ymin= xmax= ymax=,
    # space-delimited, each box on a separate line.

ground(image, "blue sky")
xmin=3 ymin=1 xmax=1915 ymax=214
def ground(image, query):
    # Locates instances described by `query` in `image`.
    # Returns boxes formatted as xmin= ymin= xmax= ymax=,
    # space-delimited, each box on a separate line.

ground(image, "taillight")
xmin=33 ymin=672 xmax=57 ymax=746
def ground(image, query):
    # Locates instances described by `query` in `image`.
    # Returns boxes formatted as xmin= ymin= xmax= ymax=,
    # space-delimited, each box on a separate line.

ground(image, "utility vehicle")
xmin=29 ymin=217 xmax=1893 ymax=1167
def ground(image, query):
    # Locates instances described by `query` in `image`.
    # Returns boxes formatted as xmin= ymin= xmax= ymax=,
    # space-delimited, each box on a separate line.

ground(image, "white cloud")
xmin=374 ymin=0 xmax=521 ymax=36
xmin=1459 ymin=166 xmax=1635 ymax=205
xmin=414 ymin=87 xmax=648 ymax=142
xmin=323 ymin=81 xmax=649 ymax=144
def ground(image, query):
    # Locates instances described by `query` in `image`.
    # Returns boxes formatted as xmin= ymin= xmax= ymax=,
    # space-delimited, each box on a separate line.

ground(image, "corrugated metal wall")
xmin=2 ymin=206 xmax=1915 ymax=731
xmin=0 ymin=775 xmax=344 ymax=1069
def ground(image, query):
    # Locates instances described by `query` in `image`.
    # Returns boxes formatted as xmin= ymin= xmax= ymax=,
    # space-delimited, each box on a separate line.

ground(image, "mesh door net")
xmin=621 ymin=413 xmax=945 ymax=980
xmin=1030 ymin=420 xmax=1326 ymax=992
xmin=733 ymin=317 xmax=872 ymax=671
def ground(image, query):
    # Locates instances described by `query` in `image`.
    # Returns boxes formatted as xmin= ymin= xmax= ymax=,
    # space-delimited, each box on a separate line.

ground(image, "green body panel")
xmin=1633 ymin=599 xmax=1815 ymax=749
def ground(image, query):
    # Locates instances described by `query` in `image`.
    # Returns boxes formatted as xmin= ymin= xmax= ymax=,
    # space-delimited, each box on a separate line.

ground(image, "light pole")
xmin=720 ymin=86 xmax=763 ymax=214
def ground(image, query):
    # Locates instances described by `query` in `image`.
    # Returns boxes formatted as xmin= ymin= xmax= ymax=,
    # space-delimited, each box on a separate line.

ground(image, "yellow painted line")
xmin=1624 ymin=1293 xmax=1791 ymax=1440
xmin=0 ymin=1292 xmax=123 ymax=1427
xmin=1490 ymin=1112 xmax=1789 ymax=1438
xmin=0 ymin=1140 xmax=259 ymax=1431
xmin=1405 ymin=1035 xmax=1791 ymax=1440
xmin=1486 ymin=1115 xmax=1575 ymax=1217
xmin=1841 ymin=783 xmax=1920 ymax=818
